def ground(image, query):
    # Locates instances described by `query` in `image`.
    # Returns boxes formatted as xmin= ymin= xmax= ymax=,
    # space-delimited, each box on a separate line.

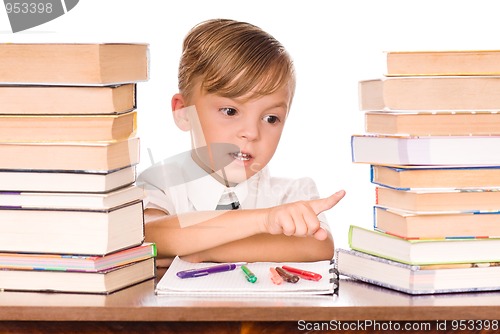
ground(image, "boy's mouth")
xmin=231 ymin=152 xmax=252 ymax=161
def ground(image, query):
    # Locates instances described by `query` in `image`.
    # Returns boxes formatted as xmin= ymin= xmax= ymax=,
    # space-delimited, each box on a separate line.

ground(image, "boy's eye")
xmin=263 ymin=115 xmax=280 ymax=124
xmin=219 ymin=107 xmax=238 ymax=116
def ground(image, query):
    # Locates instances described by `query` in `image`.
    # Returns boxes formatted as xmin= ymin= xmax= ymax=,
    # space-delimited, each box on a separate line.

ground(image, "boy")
xmin=138 ymin=19 xmax=345 ymax=265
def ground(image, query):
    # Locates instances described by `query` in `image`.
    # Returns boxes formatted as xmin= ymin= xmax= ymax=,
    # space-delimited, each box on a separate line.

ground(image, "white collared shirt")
xmin=137 ymin=152 xmax=327 ymax=224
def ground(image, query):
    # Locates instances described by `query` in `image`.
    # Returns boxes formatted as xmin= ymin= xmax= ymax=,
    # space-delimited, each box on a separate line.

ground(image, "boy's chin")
xmin=215 ymin=163 xmax=260 ymax=186
xmin=217 ymin=170 xmax=249 ymax=186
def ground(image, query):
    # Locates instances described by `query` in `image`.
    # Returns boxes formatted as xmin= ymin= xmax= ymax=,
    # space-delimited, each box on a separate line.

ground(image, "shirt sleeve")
xmin=137 ymin=181 xmax=174 ymax=215
xmin=136 ymin=166 xmax=177 ymax=218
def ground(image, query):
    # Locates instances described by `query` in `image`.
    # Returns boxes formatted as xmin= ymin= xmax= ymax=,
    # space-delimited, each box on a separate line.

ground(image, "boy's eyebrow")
xmin=232 ymin=95 xmax=290 ymax=111
xmin=216 ymin=95 xmax=289 ymax=110
xmin=263 ymin=102 xmax=289 ymax=113
xmin=260 ymin=99 xmax=290 ymax=112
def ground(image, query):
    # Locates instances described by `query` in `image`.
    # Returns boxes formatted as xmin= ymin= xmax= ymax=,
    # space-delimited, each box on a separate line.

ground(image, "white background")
xmin=1 ymin=0 xmax=499 ymax=248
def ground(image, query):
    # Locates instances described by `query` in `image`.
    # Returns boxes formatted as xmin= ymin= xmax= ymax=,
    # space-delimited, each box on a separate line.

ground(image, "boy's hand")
xmin=261 ymin=190 xmax=346 ymax=240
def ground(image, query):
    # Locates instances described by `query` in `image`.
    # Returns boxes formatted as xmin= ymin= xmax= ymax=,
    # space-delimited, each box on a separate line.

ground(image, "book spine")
xmin=133 ymin=83 xmax=137 ymax=110
xmin=350 ymin=136 xmax=356 ymax=162
xmin=347 ymin=225 xmax=355 ymax=248
xmin=372 ymin=206 xmax=378 ymax=230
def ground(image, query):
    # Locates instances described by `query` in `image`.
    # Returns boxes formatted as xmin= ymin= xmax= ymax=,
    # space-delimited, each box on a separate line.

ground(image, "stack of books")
xmin=340 ymin=50 xmax=500 ymax=295
xmin=0 ymin=43 xmax=156 ymax=294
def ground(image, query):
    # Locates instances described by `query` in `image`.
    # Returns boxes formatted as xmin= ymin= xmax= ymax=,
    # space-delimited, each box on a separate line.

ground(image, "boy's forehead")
xmin=202 ymin=79 xmax=294 ymax=101
xmin=209 ymin=85 xmax=292 ymax=107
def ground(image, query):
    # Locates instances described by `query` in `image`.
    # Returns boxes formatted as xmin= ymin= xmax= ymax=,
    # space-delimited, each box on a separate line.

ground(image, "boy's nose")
xmin=238 ymin=120 xmax=260 ymax=142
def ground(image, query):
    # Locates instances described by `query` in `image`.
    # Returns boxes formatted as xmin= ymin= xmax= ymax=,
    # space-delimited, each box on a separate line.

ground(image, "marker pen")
xmin=275 ymin=266 xmax=299 ymax=283
xmin=176 ymin=262 xmax=246 ymax=279
xmin=282 ymin=265 xmax=322 ymax=281
xmin=241 ymin=265 xmax=257 ymax=283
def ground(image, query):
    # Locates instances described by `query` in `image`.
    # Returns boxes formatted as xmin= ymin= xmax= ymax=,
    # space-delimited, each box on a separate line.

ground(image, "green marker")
xmin=241 ymin=265 xmax=257 ymax=283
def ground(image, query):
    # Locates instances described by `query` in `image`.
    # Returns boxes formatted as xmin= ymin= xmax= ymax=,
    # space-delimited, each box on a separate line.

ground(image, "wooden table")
xmin=1 ymin=269 xmax=499 ymax=333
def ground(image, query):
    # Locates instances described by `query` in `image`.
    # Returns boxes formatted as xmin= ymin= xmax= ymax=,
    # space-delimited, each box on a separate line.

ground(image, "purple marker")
xmin=176 ymin=262 xmax=246 ymax=279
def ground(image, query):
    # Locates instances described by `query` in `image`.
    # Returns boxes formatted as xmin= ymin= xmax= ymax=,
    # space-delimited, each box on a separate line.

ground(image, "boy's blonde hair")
xmin=178 ymin=19 xmax=295 ymax=104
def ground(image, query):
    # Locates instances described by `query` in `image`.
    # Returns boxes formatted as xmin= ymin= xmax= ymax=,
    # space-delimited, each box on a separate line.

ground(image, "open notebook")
xmin=155 ymin=256 xmax=337 ymax=296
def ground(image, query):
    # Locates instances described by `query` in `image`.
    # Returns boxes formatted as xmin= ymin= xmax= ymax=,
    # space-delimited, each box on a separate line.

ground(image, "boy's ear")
xmin=171 ymin=93 xmax=191 ymax=131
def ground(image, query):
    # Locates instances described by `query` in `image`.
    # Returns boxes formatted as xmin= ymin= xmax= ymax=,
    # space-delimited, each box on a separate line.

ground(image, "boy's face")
xmin=181 ymin=84 xmax=291 ymax=185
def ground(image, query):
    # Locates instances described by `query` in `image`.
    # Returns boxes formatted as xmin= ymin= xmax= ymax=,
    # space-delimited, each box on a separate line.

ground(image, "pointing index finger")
xmin=309 ymin=190 xmax=346 ymax=215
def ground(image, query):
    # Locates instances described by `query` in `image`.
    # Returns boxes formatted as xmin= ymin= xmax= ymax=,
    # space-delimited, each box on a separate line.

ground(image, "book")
xmin=0 ymin=242 xmax=156 ymax=272
xmin=336 ymin=248 xmax=500 ymax=295
xmin=155 ymin=256 xmax=337 ymax=296
xmin=365 ymin=111 xmax=500 ymax=136
xmin=0 ymin=137 xmax=140 ymax=171
xmin=0 ymin=184 xmax=144 ymax=210
xmin=375 ymin=186 xmax=500 ymax=212
xmin=0 ymin=111 xmax=136 ymax=142
xmin=0 ymin=166 xmax=136 ymax=193
xmin=0 ymin=278 xmax=155 ymax=306
xmin=370 ymin=165 xmax=500 ymax=190
xmin=386 ymin=50 xmax=500 ymax=76
xmin=351 ymin=134 xmax=500 ymax=166
xmin=0 ymin=257 xmax=155 ymax=294
xmin=348 ymin=225 xmax=500 ymax=265
xmin=0 ymin=200 xmax=144 ymax=255
xmin=0 ymin=84 xmax=136 ymax=115
xmin=374 ymin=206 xmax=500 ymax=239
xmin=359 ymin=77 xmax=500 ymax=111
xmin=0 ymin=43 xmax=148 ymax=85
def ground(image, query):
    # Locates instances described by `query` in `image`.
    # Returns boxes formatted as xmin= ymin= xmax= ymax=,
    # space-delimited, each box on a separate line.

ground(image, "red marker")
xmin=281 ymin=265 xmax=322 ymax=281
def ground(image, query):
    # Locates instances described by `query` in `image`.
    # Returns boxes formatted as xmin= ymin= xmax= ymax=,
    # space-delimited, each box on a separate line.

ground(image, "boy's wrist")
xmin=255 ymin=207 xmax=272 ymax=235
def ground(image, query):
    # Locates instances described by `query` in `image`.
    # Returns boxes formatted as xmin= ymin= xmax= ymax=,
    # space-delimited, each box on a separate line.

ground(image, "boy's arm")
xmin=181 ymin=230 xmax=334 ymax=263
xmin=144 ymin=190 xmax=344 ymax=263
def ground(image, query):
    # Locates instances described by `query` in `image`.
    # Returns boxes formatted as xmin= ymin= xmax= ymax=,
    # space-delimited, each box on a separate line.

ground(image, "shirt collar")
xmin=184 ymin=156 xmax=261 ymax=211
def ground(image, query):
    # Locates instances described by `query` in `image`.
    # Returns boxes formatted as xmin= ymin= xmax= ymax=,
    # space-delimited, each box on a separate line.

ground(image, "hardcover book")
xmin=375 ymin=186 xmax=500 ymax=212
xmin=370 ymin=165 xmax=500 ymax=190
xmin=386 ymin=50 xmax=500 ymax=76
xmin=0 ymin=166 xmax=136 ymax=193
xmin=0 ymin=258 xmax=156 ymax=294
xmin=374 ymin=206 xmax=500 ymax=239
xmin=0 ymin=200 xmax=145 ymax=255
xmin=351 ymin=134 xmax=500 ymax=166
xmin=0 ymin=43 xmax=149 ymax=85
xmin=336 ymin=248 xmax=500 ymax=295
xmin=0 ymin=111 xmax=137 ymax=142
xmin=0 ymin=243 xmax=156 ymax=272
xmin=0 ymin=137 xmax=140 ymax=171
xmin=348 ymin=225 xmax=500 ymax=265
xmin=359 ymin=77 xmax=500 ymax=111
xmin=0 ymin=184 xmax=144 ymax=210
xmin=365 ymin=111 xmax=500 ymax=136
xmin=0 ymin=84 xmax=136 ymax=115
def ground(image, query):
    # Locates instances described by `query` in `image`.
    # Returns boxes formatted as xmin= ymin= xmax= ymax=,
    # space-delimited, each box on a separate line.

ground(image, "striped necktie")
xmin=216 ymin=188 xmax=240 ymax=210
